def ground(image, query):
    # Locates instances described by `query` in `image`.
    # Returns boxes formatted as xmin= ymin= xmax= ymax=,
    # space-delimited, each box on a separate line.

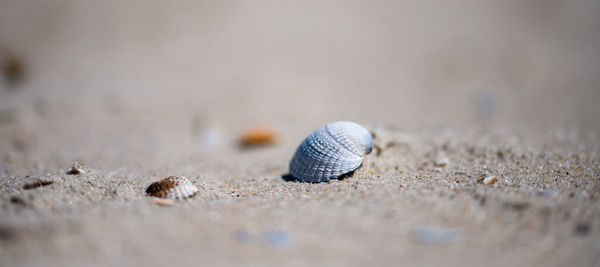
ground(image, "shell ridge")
xmin=314 ymin=130 xmax=358 ymax=179
xmin=312 ymin=131 xmax=361 ymax=180
xmin=325 ymin=124 xmax=361 ymax=156
xmin=307 ymin=132 xmax=337 ymax=179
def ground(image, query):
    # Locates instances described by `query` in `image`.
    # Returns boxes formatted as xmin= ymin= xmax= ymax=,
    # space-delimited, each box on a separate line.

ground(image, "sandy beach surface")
xmin=1 ymin=1 xmax=599 ymax=266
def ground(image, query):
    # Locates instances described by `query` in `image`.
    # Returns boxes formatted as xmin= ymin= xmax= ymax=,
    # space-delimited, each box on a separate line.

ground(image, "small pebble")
xmin=574 ymin=223 xmax=590 ymax=236
xmin=22 ymin=179 xmax=53 ymax=190
xmin=537 ymin=189 xmax=552 ymax=196
xmin=2 ymin=51 xmax=26 ymax=86
xmin=503 ymin=201 xmax=530 ymax=211
xmin=0 ymin=225 xmax=16 ymax=241
xmin=414 ymin=226 xmax=461 ymax=245
xmin=9 ymin=196 xmax=26 ymax=206
xmin=264 ymin=230 xmax=292 ymax=248
xmin=66 ymin=161 xmax=86 ymax=175
xmin=483 ymin=176 xmax=498 ymax=185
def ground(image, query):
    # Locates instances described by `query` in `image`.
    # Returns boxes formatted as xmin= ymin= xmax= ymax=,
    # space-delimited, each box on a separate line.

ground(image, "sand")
xmin=1 ymin=1 xmax=600 ymax=266
xmin=1 ymin=125 xmax=598 ymax=267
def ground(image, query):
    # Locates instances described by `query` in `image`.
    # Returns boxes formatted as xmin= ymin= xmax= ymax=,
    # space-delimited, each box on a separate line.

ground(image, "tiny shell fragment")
xmin=435 ymin=156 xmax=449 ymax=167
xmin=239 ymin=127 xmax=277 ymax=147
xmin=145 ymin=176 xmax=199 ymax=200
xmin=66 ymin=161 xmax=86 ymax=175
xmin=483 ymin=176 xmax=498 ymax=185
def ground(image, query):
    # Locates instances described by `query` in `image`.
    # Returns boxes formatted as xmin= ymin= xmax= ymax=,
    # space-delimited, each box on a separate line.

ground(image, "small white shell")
xmin=289 ymin=121 xmax=373 ymax=182
xmin=145 ymin=176 xmax=199 ymax=200
xmin=483 ymin=176 xmax=498 ymax=185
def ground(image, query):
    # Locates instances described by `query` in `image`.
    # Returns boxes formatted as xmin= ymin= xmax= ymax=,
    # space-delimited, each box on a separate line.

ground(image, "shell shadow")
xmin=280 ymin=173 xmax=298 ymax=182
xmin=280 ymin=170 xmax=356 ymax=183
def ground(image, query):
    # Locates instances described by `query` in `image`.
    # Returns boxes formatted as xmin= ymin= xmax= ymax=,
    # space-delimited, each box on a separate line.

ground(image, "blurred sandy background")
xmin=0 ymin=1 xmax=599 ymax=266
xmin=1 ymin=0 xmax=599 ymax=166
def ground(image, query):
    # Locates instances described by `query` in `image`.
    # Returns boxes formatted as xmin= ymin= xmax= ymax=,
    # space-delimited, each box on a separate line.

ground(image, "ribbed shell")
xmin=289 ymin=121 xmax=373 ymax=182
xmin=145 ymin=176 xmax=199 ymax=200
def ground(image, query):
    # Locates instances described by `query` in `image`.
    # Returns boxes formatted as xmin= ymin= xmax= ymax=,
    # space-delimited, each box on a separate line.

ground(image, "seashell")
xmin=239 ymin=126 xmax=278 ymax=148
xmin=145 ymin=176 xmax=199 ymax=200
xmin=289 ymin=121 xmax=373 ymax=182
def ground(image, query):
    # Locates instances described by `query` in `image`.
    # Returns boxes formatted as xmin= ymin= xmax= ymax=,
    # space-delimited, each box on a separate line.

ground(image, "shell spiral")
xmin=289 ymin=121 xmax=373 ymax=182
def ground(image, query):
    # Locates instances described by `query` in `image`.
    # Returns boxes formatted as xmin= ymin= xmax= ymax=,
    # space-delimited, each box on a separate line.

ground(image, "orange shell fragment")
xmin=239 ymin=127 xmax=278 ymax=147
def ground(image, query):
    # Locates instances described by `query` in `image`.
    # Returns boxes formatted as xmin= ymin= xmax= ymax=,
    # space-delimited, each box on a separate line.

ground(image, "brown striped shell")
xmin=145 ymin=176 xmax=199 ymax=200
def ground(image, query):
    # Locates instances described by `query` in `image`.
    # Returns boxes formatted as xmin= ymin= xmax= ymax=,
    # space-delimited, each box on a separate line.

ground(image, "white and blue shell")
xmin=289 ymin=121 xmax=373 ymax=182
